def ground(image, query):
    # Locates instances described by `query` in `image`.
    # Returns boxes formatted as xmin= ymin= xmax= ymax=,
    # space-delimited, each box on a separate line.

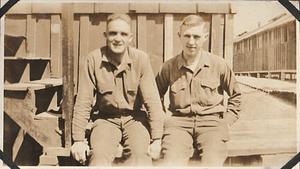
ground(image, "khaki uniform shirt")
xmin=156 ymin=51 xmax=241 ymax=125
xmin=72 ymin=46 xmax=164 ymax=141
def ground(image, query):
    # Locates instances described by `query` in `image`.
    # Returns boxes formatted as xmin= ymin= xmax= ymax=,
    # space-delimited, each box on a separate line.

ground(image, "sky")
xmin=232 ymin=1 xmax=299 ymax=37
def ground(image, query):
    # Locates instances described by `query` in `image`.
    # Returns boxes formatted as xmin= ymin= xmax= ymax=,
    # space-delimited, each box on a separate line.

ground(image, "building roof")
xmin=234 ymin=13 xmax=295 ymax=42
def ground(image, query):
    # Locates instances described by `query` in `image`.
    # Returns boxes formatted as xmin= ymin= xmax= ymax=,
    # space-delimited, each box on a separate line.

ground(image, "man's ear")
xmin=128 ymin=33 xmax=133 ymax=42
xmin=178 ymin=32 xmax=181 ymax=37
xmin=203 ymin=32 xmax=209 ymax=41
xmin=103 ymin=32 xmax=107 ymax=38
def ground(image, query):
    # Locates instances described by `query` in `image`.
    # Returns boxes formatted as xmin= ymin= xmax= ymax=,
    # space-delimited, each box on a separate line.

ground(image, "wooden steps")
xmin=4 ymin=78 xmax=62 ymax=91
xmin=4 ymin=56 xmax=51 ymax=61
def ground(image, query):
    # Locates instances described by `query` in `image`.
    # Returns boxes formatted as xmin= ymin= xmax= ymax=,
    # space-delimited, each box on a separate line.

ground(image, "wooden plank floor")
xmin=228 ymin=83 xmax=297 ymax=161
xmin=236 ymin=76 xmax=296 ymax=94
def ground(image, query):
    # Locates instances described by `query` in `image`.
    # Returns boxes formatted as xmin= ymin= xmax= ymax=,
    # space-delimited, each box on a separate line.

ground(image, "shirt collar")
xmin=177 ymin=50 xmax=211 ymax=70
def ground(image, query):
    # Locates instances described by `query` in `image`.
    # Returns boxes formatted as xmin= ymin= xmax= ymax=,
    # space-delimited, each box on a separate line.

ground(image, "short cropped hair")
xmin=107 ymin=13 xmax=131 ymax=26
xmin=179 ymin=15 xmax=208 ymax=34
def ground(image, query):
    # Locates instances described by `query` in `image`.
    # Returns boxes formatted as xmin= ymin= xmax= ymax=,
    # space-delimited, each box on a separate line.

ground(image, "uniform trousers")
xmin=89 ymin=114 xmax=151 ymax=166
xmin=161 ymin=113 xmax=229 ymax=166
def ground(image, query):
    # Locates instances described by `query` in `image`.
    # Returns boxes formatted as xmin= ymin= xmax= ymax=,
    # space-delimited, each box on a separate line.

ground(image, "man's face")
xmin=104 ymin=19 xmax=133 ymax=54
xmin=179 ymin=24 xmax=208 ymax=58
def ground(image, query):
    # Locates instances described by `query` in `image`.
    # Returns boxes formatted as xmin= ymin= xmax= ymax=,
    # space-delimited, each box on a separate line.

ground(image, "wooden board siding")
xmin=233 ymin=20 xmax=296 ymax=73
xmin=144 ymin=14 xmax=164 ymax=75
xmin=5 ymin=15 xmax=27 ymax=57
xmin=224 ymin=14 xmax=234 ymax=68
xmin=50 ymin=15 xmax=62 ymax=78
xmin=211 ymin=14 xmax=224 ymax=57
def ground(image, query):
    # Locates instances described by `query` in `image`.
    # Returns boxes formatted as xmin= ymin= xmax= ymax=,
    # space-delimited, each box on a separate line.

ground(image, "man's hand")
xmin=71 ymin=141 xmax=90 ymax=164
xmin=148 ymin=139 xmax=162 ymax=160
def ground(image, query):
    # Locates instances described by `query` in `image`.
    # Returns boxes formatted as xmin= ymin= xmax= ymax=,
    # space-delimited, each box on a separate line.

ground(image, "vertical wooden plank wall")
xmin=26 ymin=15 xmax=36 ymax=58
xmin=50 ymin=15 xmax=62 ymax=78
xmin=137 ymin=14 xmax=147 ymax=51
xmin=211 ymin=14 xmax=224 ymax=57
xmin=145 ymin=14 xmax=164 ymax=74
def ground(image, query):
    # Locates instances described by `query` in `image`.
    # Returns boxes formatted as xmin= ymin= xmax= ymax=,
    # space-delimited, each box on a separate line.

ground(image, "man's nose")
xmin=114 ymin=33 xmax=122 ymax=41
xmin=187 ymin=37 xmax=195 ymax=44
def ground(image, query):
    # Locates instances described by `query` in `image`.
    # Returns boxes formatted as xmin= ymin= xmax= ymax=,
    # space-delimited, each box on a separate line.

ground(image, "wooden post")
xmin=12 ymin=129 xmax=26 ymax=161
xmin=164 ymin=14 xmax=173 ymax=62
xmin=280 ymin=72 xmax=285 ymax=81
xmin=61 ymin=4 xmax=74 ymax=148
xmin=224 ymin=14 xmax=234 ymax=68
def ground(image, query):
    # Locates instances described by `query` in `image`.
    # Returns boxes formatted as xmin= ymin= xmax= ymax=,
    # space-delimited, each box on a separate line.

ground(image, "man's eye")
xmin=183 ymin=34 xmax=191 ymax=38
xmin=108 ymin=32 xmax=117 ymax=36
xmin=194 ymin=35 xmax=201 ymax=39
xmin=121 ymin=32 xmax=128 ymax=36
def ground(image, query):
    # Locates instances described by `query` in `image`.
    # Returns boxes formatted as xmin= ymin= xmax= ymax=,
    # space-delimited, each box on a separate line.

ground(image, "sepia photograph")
xmin=1 ymin=0 xmax=299 ymax=168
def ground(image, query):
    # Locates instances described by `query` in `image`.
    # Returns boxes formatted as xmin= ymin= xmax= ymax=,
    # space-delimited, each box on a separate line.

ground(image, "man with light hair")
xmin=71 ymin=13 xmax=164 ymax=166
xmin=156 ymin=15 xmax=241 ymax=166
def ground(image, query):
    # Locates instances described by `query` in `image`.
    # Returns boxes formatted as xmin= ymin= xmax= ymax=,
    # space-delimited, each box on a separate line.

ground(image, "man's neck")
xmin=107 ymin=48 xmax=127 ymax=67
xmin=183 ymin=50 xmax=202 ymax=66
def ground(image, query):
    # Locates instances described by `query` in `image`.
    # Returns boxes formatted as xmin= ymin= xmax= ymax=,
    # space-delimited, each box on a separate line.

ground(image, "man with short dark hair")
xmin=156 ymin=15 xmax=241 ymax=166
xmin=71 ymin=13 xmax=164 ymax=166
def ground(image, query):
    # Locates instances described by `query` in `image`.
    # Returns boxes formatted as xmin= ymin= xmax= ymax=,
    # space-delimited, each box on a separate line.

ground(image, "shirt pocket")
xmin=200 ymin=79 xmax=219 ymax=91
xmin=126 ymin=79 xmax=138 ymax=104
xmin=96 ymin=84 xmax=114 ymax=110
xmin=199 ymin=79 xmax=220 ymax=105
xmin=97 ymin=85 xmax=113 ymax=95
xmin=170 ymin=80 xmax=187 ymax=108
xmin=170 ymin=81 xmax=186 ymax=93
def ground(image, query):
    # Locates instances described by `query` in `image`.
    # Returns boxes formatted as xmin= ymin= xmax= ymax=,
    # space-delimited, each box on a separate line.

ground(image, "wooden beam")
xmin=39 ymin=154 xmax=59 ymax=166
xmin=95 ymin=3 xmax=129 ymax=13
xmin=43 ymin=147 xmax=70 ymax=156
xmin=224 ymin=14 xmax=234 ymax=68
xmin=32 ymin=3 xmax=62 ymax=14
xmin=12 ymin=129 xmax=26 ymax=161
xmin=129 ymin=3 xmax=159 ymax=13
xmin=160 ymin=3 xmax=196 ymax=13
xmin=61 ymin=4 xmax=74 ymax=148
xmin=6 ymin=3 xmax=31 ymax=14
xmin=50 ymin=14 xmax=62 ymax=78
xmin=197 ymin=2 xmax=231 ymax=14
xmin=137 ymin=15 xmax=147 ymax=51
xmin=4 ymin=90 xmax=60 ymax=147
xmin=163 ymin=14 xmax=173 ymax=61
xmin=73 ymin=3 xmax=94 ymax=13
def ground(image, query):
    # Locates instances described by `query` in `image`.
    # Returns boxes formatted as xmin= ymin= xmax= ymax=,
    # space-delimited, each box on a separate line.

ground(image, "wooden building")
xmin=233 ymin=13 xmax=297 ymax=80
xmin=3 ymin=2 xmax=293 ymax=167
